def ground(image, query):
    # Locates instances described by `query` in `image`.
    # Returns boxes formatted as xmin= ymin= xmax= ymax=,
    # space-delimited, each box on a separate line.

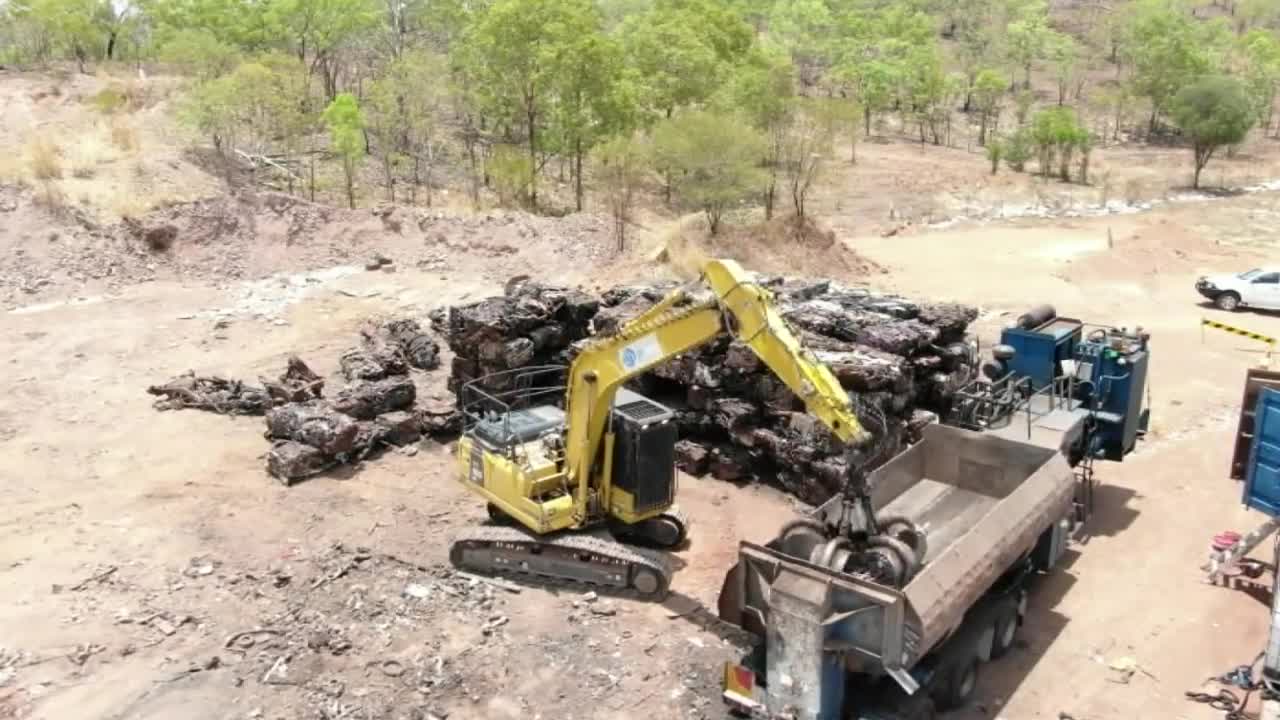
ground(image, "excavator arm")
xmin=562 ymin=259 xmax=868 ymax=517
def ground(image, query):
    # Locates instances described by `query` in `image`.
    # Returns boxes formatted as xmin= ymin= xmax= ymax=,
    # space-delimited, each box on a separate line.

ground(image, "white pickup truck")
xmin=1196 ymin=268 xmax=1280 ymax=311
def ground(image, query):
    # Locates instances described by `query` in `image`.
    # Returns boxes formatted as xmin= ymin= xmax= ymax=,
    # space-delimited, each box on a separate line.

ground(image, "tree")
xmin=323 ymin=93 xmax=366 ymax=208
xmin=618 ymin=7 xmax=719 ymax=119
xmin=1005 ymin=2 xmax=1052 ymax=89
xmin=266 ymin=0 xmax=381 ymax=98
xmin=986 ymin=139 xmax=1003 ymax=173
xmin=781 ymin=103 xmax=833 ymax=221
xmin=1030 ymin=106 xmax=1089 ymax=181
xmin=1239 ymin=29 xmax=1280 ymax=135
xmin=1124 ymin=0 xmax=1226 ymax=131
xmin=456 ymin=0 xmax=603 ymax=209
xmin=593 ymin=132 xmax=649 ymax=250
xmin=768 ymin=0 xmax=833 ymax=68
xmin=368 ymin=49 xmax=449 ymax=205
xmin=1170 ymin=75 xmax=1256 ymax=187
xmin=652 ymin=110 xmax=765 ymax=235
xmin=546 ymin=29 xmax=631 ymax=212
xmin=972 ymin=68 xmax=1006 ymax=146
xmin=1002 ymin=128 xmax=1032 ymax=171
xmin=713 ymin=42 xmax=794 ymax=217
xmin=1046 ymin=32 xmax=1083 ymax=105
xmin=17 ymin=0 xmax=105 ymax=72
xmin=158 ymin=28 xmax=241 ymax=79
xmin=182 ymin=74 xmax=242 ymax=183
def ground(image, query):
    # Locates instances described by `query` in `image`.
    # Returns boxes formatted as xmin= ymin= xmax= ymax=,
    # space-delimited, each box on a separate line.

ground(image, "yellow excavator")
xmin=448 ymin=259 xmax=869 ymax=598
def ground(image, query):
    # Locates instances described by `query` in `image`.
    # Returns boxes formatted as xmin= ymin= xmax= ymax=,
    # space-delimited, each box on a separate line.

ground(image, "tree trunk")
xmin=574 ymin=138 xmax=584 ymax=212
xmin=526 ymin=105 xmax=538 ymax=209
xmin=309 ymin=155 xmax=316 ymax=202
xmin=979 ymin=115 xmax=988 ymax=146
xmin=425 ymin=143 xmax=435 ymax=207
xmin=763 ymin=174 xmax=776 ymax=220
xmin=864 ymin=106 xmax=873 ymax=137
xmin=106 ymin=31 xmax=117 ymax=60
xmin=706 ymin=206 xmax=720 ymax=235
xmin=345 ymin=159 xmax=356 ymax=209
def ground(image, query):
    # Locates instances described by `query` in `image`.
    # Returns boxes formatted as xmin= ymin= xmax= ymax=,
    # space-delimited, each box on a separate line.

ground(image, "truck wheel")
xmin=1215 ymin=292 xmax=1241 ymax=312
xmin=991 ymin=607 xmax=1018 ymax=659
xmin=935 ymin=657 xmax=980 ymax=711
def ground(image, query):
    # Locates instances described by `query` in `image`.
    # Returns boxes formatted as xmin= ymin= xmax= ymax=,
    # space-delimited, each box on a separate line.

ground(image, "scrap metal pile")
xmin=148 ymin=318 xmax=451 ymax=483
xmin=439 ymin=276 xmax=978 ymax=504
xmin=428 ymin=278 xmax=600 ymax=394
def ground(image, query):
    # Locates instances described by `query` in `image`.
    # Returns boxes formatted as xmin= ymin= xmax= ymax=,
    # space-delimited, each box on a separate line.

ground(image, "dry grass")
xmin=33 ymin=180 xmax=68 ymax=211
xmin=28 ymin=137 xmax=63 ymax=180
xmin=659 ymin=212 xmax=884 ymax=279
xmin=110 ymin=118 xmax=139 ymax=152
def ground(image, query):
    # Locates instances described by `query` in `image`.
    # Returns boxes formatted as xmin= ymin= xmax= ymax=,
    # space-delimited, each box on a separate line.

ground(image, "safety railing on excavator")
xmin=459 ymin=365 xmax=567 ymax=449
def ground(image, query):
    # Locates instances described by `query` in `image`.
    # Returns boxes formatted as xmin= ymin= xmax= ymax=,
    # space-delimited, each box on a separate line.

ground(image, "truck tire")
xmin=934 ymin=657 xmax=980 ymax=711
xmin=1215 ymin=291 xmax=1241 ymax=312
xmin=991 ymin=606 xmax=1018 ymax=659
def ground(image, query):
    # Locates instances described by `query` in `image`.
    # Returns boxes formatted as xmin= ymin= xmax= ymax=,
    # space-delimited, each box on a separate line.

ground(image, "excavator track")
xmin=449 ymin=524 xmax=674 ymax=600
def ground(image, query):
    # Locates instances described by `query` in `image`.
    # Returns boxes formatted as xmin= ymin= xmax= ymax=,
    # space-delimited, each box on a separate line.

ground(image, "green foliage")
xmin=368 ymin=50 xmax=449 ymax=204
xmin=1169 ymin=75 xmax=1256 ymax=187
xmin=456 ymin=0 xmax=610 ymax=206
xmin=489 ymin=145 xmax=534 ymax=207
xmin=829 ymin=6 xmax=939 ymax=136
xmin=972 ymin=68 xmax=1006 ymax=145
xmin=712 ymin=42 xmax=795 ymax=131
xmin=652 ymin=110 xmax=765 ymax=235
xmin=158 ymin=28 xmax=241 ymax=79
xmin=1124 ymin=0 xmax=1227 ymax=127
xmin=593 ymin=132 xmax=651 ymax=250
xmin=1046 ymin=32 xmax=1081 ymax=104
xmin=986 ymin=139 xmax=1003 ymax=174
xmin=617 ymin=0 xmax=753 ymax=119
xmin=1239 ymin=29 xmax=1280 ymax=130
xmin=1001 ymin=128 xmax=1032 ymax=171
xmin=90 ymin=86 xmax=128 ymax=114
xmin=1029 ymin=106 xmax=1089 ymax=181
xmin=323 ymin=92 xmax=366 ymax=207
xmin=1005 ymin=0 xmax=1053 ymax=89
xmin=768 ymin=0 xmax=833 ymax=64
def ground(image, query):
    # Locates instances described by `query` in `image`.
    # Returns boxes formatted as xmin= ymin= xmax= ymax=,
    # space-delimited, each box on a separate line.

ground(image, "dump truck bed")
xmin=817 ymin=423 xmax=1075 ymax=660
xmin=719 ymin=423 xmax=1076 ymax=700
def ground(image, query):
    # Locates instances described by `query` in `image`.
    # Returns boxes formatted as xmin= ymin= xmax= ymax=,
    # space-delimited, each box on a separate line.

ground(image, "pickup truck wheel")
xmin=935 ymin=657 xmax=980 ymax=711
xmin=1215 ymin=291 xmax=1241 ymax=311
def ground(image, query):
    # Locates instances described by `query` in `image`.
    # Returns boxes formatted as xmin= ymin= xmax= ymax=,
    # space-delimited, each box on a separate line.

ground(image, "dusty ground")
xmin=6 ymin=68 xmax=1280 ymax=720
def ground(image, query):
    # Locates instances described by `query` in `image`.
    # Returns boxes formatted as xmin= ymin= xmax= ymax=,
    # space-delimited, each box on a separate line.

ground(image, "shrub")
xmin=28 ymin=137 xmax=62 ymax=180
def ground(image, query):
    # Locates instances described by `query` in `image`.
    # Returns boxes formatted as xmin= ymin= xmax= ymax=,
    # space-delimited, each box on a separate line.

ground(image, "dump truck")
xmin=716 ymin=310 xmax=1152 ymax=720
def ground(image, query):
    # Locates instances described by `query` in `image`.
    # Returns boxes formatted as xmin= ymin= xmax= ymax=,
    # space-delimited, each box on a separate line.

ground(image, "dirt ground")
xmin=6 ymin=69 xmax=1280 ymax=720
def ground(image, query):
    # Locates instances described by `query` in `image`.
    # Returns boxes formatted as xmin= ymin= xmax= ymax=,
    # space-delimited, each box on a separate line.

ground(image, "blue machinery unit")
xmin=952 ymin=305 xmax=1151 ymax=464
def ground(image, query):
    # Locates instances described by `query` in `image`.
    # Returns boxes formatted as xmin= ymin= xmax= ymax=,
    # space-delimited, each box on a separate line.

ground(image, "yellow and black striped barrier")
xmin=1201 ymin=317 xmax=1276 ymax=365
